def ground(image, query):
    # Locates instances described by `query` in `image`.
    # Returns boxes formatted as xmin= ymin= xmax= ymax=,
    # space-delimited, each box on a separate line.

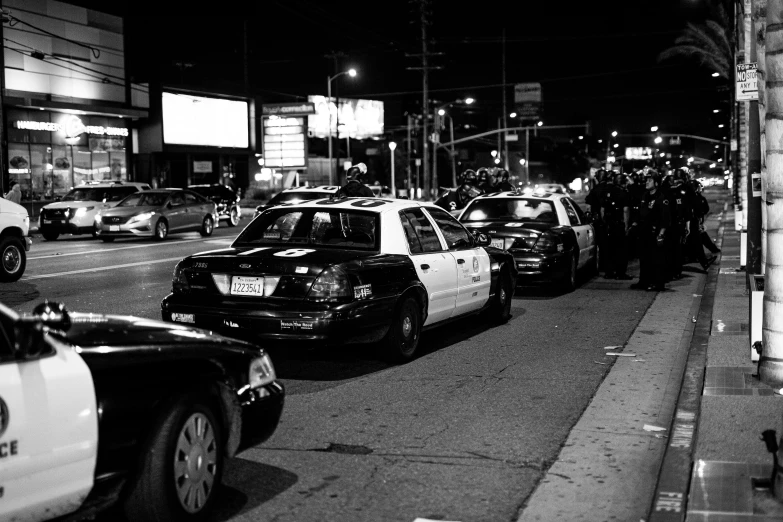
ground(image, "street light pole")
xmin=449 ymin=115 xmax=457 ymax=187
xmin=326 ymin=69 xmax=356 ymax=185
xmin=389 ymin=141 xmax=397 ymax=198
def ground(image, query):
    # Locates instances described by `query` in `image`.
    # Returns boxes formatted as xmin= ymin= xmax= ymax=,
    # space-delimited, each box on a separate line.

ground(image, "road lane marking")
xmin=22 ymin=257 xmax=184 ymax=280
xmin=28 ymin=238 xmax=208 ymax=260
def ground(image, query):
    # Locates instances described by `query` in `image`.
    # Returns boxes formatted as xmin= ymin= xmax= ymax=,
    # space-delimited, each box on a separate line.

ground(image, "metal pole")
xmin=407 ymin=114 xmax=413 ymax=198
xmin=391 ymin=150 xmax=396 ymax=198
xmin=421 ymin=2 xmax=430 ymax=200
xmin=502 ymin=27 xmax=509 ymax=170
xmin=497 ymin=117 xmax=501 ymax=158
xmin=450 ymin=115 xmax=457 ymax=187
xmin=433 ymin=134 xmax=438 ymax=194
xmin=327 ymin=76 xmax=333 ymax=185
xmin=525 ymin=127 xmax=530 ymax=184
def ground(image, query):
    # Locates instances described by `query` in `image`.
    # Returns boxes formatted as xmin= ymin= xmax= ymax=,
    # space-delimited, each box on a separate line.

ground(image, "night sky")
xmin=70 ymin=0 xmax=732 ymax=162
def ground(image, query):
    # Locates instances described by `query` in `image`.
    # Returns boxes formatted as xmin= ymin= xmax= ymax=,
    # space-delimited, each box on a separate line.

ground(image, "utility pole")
xmin=502 ymin=27 xmax=509 ymax=170
xmin=406 ymin=0 xmax=442 ymax=200
xmin=407 ymin=113 xmax=413 ymax=197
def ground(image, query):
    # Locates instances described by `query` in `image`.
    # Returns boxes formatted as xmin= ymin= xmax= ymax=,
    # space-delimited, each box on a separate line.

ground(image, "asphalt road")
xmin=3 ymin=196 xmax=662 ymax=522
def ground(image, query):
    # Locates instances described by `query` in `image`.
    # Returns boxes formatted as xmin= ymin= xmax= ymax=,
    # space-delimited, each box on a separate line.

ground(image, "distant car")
xmin=188 ymin=184 xmax=242 ymax=227
xmin=0 ymin=299 xmax=283 ymax=522
xmin=162 ymin=196 xmax=517 ymax=362
xmin=0 ymin=197 xmax=32 ymax=282
xmin=457 ymin=190 xmax=597 ymax=291
xmin=254 ymin=186 xmax=340 ymax=217
xmin=95 ymin=188 xmax=218 ymax=242
xmin=38 ymin=181 xmax=151 ymax=241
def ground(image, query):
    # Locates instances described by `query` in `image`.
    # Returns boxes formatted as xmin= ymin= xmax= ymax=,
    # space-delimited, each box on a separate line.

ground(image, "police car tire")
xmin=123 ymin=395 xmax=224 ymax=522
xmin=41 ymin=229 xmax=59 ymax=241
xmin=485 ymin=271 xmax=513 ymax=324
xmin=562 ymin=254 xmax=577 ymax=292
xmin=228 ymin=207 xmax=240 ymax=227
xmin=381 ymin=297 xmax=421 ymax=363
xmin=0 ymin=236 xmax=25 ymax=282
xmin=199 ymin=215 xmax=214 ymax=237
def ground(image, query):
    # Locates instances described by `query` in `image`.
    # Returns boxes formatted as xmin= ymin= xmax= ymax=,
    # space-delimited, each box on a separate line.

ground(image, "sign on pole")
xmin=514 ymin=83 xmax=542 ymax=121
xmin=736 ymin=63 xmax=758 ymax=101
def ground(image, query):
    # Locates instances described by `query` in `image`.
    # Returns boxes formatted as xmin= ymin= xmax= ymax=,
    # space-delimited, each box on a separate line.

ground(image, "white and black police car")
xmin=162 ymin=196 xmax=518 ymax=362
xmin=0 ymin=300 xmax=283 ymax=522
xmin=457 ymin=190 xmax=597 ymax=291
xmin=254 ymin=185 xmax=340 ymax=217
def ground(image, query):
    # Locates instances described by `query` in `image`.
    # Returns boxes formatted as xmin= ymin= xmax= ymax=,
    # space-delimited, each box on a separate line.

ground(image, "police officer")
xmin=336 ymin=163 xmax=374 ymax=198
xmin=480 ymin=168 xmax=500 ymax=193
xmin=435 ymin=169 xmax=483 ymax=214
xmin=630 ymin=172 xmax=671 ymax=291
xmin=586 ymin=169 xmax=611 ymax=272
xmin=662 ymin=169 xmax=694 ymax=280
xmin=496 ymin=169 xmax=514 ymax=191
xmin=600 ymin=172 xmax=632 ymax=280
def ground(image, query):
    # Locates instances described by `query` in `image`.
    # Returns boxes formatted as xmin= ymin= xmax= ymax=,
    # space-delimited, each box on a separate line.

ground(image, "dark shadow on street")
xmin=210 ymin=458 xmax=298 ymax=521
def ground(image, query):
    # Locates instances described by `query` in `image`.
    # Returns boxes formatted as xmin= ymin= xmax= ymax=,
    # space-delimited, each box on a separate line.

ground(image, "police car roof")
xmin=473 ymin=190 xmax=561 ymax=200
xmin=282 ymin=185 xmax=339 ymax=192
xmin=276 ymin=197 xmax=440 ymax=215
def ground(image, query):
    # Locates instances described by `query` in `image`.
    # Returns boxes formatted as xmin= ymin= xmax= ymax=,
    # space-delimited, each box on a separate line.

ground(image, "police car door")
xmin=399 ymin=208 xmax=458 ymax=325
xmin=424 ymin=206 xmax=491 ymax=316
xmin=0 ymin=305 xmax=98 ymax=522
xmin=562 ymin=198 xmax=593 ymax=268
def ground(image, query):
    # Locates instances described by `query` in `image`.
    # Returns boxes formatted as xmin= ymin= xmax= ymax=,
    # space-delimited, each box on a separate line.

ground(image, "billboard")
xmin=308 ymin=96 xmax=384 ymax=140
xmin=162 ymin=92 xmax=249 ymax=148
xmin=625 ymin=147 xmax=653 ymax=160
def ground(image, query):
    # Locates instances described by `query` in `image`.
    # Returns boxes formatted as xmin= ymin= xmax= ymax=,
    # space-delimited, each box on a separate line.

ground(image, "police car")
xmin=0 ymin=300 xmax=283 ymax=522
xmin=457 ymin=190 xmax=597 ymax=291
xmin=254 ymin=186 xmax=340 ymax=217
xmin=161 ymin=197 xmax=517 ymax=362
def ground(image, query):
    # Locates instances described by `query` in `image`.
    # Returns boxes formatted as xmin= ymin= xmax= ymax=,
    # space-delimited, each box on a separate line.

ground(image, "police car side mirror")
xmin=473 ymin=231 xmax=492 ymax=247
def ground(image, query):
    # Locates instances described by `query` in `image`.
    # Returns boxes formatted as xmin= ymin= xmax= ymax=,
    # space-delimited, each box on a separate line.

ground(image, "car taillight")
xmin=172 ymin=263 xmax=191 ymax=293
xmin=306 ymin=266 xmax=352 ymax=302
xmin=532 ymin=232 xmax=561 ymax=252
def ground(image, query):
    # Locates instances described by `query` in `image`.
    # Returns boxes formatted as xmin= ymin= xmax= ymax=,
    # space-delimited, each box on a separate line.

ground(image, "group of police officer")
xmin=586 ymin=166 xmax=718 ymax=292
xmin=434 ymin=167 xmax=515 ymax=213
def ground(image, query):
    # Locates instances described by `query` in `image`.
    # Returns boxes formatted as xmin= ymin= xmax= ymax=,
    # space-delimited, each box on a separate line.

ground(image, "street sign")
xmin=514 ymin=83 xmax=542 ymax=104
xmin=669 ymin=136 xmax=681 ymax=146
xmin=516 ymin=102 xmax=541 ymax=120
xmin=506 ymin=133 xmax=519 ymax=142
xmin=736 ymin=63 xmax=758 ymax=101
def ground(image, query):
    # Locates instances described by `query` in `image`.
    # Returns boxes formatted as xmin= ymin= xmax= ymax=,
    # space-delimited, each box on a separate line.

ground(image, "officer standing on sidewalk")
xmin=600 ymin=172 xmax=632 ymax=279
xmin=586 ymin=169 xmax=610 ymax=273
xmin=630 ymin=171 xmax=671 ymax=291
xmin=661 ymin=169 xmax=693 ymax=281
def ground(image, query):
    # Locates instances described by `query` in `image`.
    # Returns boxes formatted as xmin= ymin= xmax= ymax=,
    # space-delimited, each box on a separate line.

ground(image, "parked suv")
xmin=0 ymin=197 xmax=32 ymax=282
xmin=39 ymin=181 xmax=151 ymax=241
xmin=188 ymin=184 xmax=241 ymax=226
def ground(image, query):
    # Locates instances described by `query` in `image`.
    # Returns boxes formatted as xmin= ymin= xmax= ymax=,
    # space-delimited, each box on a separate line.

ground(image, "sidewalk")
xmin=648 ymin=199 xmax=783 ymax=521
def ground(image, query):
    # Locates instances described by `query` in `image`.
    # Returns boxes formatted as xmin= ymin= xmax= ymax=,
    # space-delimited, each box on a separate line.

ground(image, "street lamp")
xmin=611 ymin=130 xmax=618 ymax=137
xmin=389 ymin=141 xmax=397 ymax=198
xmin=464 ymin=97 xmax=475 ymax=105
xmin=651 ymin=126 xmax=659 ymax=132
xmin=509 ymin=112 xmax=517 ymax=118
xmin=491 ymin=150 xmax=498 ymax=157
xmin=434 ymin=97 xmax=475 ymax=188
xmin=654 ymin=136 xmax=663 ymax=144
xmin=327 ymin=68 xmax=357 ymax=184
xmin=537 ymin=121 xmax=543 ymax=127
xmin=711 ymin=72 xmax=720 ymax=77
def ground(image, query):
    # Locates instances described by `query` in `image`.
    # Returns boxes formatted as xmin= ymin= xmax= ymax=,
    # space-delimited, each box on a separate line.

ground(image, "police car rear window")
xmin=235 ymin=208 xmax=379 ymax=250
xmin=461 ymin=198 xmax=557 ymax=223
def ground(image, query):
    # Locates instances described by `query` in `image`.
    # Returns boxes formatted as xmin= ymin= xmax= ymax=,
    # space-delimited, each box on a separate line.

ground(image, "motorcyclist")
xmin=435 ymin=169 xmax=483 ymax=214
xmin=336 ymin=163 xmax=374 ymax=198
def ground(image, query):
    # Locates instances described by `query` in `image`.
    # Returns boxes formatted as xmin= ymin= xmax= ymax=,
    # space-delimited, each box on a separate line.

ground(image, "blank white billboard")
xmin=162 ymin=92 xmax=249 ymax=148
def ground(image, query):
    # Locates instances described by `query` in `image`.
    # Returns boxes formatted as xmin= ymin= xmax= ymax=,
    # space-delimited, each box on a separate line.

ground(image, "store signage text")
xmin=14 ymin=117 xmax=129 ymax=137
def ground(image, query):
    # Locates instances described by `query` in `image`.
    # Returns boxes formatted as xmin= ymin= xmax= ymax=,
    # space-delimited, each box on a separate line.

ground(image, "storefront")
xmin=6 ymin=109 xmax=130 ymax=202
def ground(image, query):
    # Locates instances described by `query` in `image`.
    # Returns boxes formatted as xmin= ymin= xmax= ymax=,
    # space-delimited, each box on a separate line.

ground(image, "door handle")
xmin=457 ymin=259 xmax=465 ymax=264
xmin=421 ymin=264 xmax=430 ymax=270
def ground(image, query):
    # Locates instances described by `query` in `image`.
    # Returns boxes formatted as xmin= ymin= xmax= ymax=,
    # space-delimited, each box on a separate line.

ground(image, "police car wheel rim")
xmin=174 ymin=412 xmax=217 ymax=513
xmin=499 ymin=286 xmax=507 ymax=305
xmin=402 ymin=316 xmax=412 ymax=338
xmin=230 ymin=208 xmax=239 ymax=225
xmin=2 ymin=245 xmax=21 ymax=273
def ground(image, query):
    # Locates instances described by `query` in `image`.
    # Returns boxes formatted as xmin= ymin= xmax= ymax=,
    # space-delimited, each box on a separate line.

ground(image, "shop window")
xmin=51 ymin=146 xmax=73 ymax=196
xmin=8 ymin=142 xmax=32 ymax=197
xmin=73 ymin=146 xmax=92 ymax=186
xmin=109 ymin=152 xmax=126 ymax=180
xmin=92 ymin=150 xmax=110 ymax=181
xmin=29 ymin=145 xmax=51 ymax=201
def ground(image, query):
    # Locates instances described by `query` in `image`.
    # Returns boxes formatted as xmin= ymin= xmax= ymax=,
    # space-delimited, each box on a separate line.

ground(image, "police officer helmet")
xmin=497 ymin=169 xmax=510 ymax=182
xmin=477 ymin=167 xmax=490 ymax=184
xmin=644 ymin=172 xmax=662 ymax=187
xmin=346 ymin=162 xmax=368 ymax=182
xmin=461 ymin=169 xmax=478 ymax=186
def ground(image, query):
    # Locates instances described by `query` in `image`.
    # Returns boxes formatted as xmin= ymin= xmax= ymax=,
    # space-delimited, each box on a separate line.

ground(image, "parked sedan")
xmin=162 ymin=196 xmax=517 ymax=362
xmin=458 ymin=190 xmax=597 ymax=291
xmin=188 ymin=183 xmax=242 ymax=227
xmin=0 ymin=300 xmax=283 ymax=522
xmin=95 ymin=188 xmax=218 ymax=242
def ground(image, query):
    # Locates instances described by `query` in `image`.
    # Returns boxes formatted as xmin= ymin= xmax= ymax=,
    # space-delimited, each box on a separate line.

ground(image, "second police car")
xmin=162 ymin=196 xmax=517 ymax=362
xmin=457 ymin=189 xmax=597 ymax=291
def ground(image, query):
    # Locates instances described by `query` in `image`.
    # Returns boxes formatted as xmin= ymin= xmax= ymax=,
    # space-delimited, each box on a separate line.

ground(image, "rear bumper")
xmin=512 ymin=251 xmax=571 ymax=283
xmin=160 ymin=293 xmax=396 ymax=345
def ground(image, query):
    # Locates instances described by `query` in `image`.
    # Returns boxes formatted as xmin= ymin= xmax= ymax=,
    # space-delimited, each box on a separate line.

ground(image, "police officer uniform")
xmin=586 ymin=170 xmax=610 ymax=272
xmin=337 ymin=163 xmax=374 ymax=198
xmin=435 ymin=169 xmax=483 ymax=214
xmin=662 ymin=172 xmax=694 ymax=280
xmin=496 ymin=169 xmax=514 ymax=192
xmin=600 ymin=174 xmax=631 ymax=279
xmin=630 ymin=173 xmax=671 ymax=291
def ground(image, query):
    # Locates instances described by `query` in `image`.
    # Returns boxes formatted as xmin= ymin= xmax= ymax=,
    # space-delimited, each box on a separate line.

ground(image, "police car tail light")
xmin=173 ymin=263 xmax=191 ymax=292
xmin=307 ymin=266 xmax=352 ymax=302
xmin=211 ymin=273 xmax=231 ymax=294
xmin=532 ymin=232 xmax=560 ymax=252
xmin=248 ymin=353 xmax=276 ymax=389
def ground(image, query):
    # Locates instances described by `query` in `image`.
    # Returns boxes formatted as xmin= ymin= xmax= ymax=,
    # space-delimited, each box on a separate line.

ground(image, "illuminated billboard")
xmin=263 ymin=116 xmax=307 ymax=168
xmin=625 ymin=147 xmax=653 ymax=160
xmin=162 ymin=92 xmax=249 ymax=148
xmin=308 ymin=96 xmax=384 ymax=140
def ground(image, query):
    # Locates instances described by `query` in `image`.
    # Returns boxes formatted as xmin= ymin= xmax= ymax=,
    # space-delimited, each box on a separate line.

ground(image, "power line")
xmin=6 ymin=12 xmax=102 ymax=58
xmin=435 ymin=30 xmax=681 ymax=44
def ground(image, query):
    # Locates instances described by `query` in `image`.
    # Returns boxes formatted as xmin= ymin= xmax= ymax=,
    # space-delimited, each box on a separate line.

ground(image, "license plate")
xmin=491 ymin=239 xmax=504 ymax=249
xmin=109 ymin=225 xmax=119 ymax=232
xmin=171 ymin=313 xmax=195 ymax=323
xmin=231 ymin=276 xmax=264 ymax=296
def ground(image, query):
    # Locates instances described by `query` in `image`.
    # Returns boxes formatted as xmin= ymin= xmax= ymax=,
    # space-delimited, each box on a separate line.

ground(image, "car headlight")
xmin=129 ymin=211 xmax=154 ymax=223
xmin=74 ymin=206 xmax=95 ymax=217
xmin=248 ymin=353 xmax=276 ymax=388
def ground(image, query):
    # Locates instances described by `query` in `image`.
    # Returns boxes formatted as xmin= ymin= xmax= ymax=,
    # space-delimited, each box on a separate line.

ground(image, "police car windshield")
xmin=461 ymin=198 xmax=557 ymax=223
xmin=236 ymin=208 xmax=379 ymax=250
xmin=117 ymin=192 xmax=169 ymax=207
xmin=269 ymin=192 xmax=331 ymax=205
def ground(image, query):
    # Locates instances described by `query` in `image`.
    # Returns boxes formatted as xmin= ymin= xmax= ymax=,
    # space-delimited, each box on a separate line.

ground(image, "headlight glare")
xmin=74 ymin=206 xmax=94 ymax=216
xmin=129 ymin=211 xmax=154 ymax=223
